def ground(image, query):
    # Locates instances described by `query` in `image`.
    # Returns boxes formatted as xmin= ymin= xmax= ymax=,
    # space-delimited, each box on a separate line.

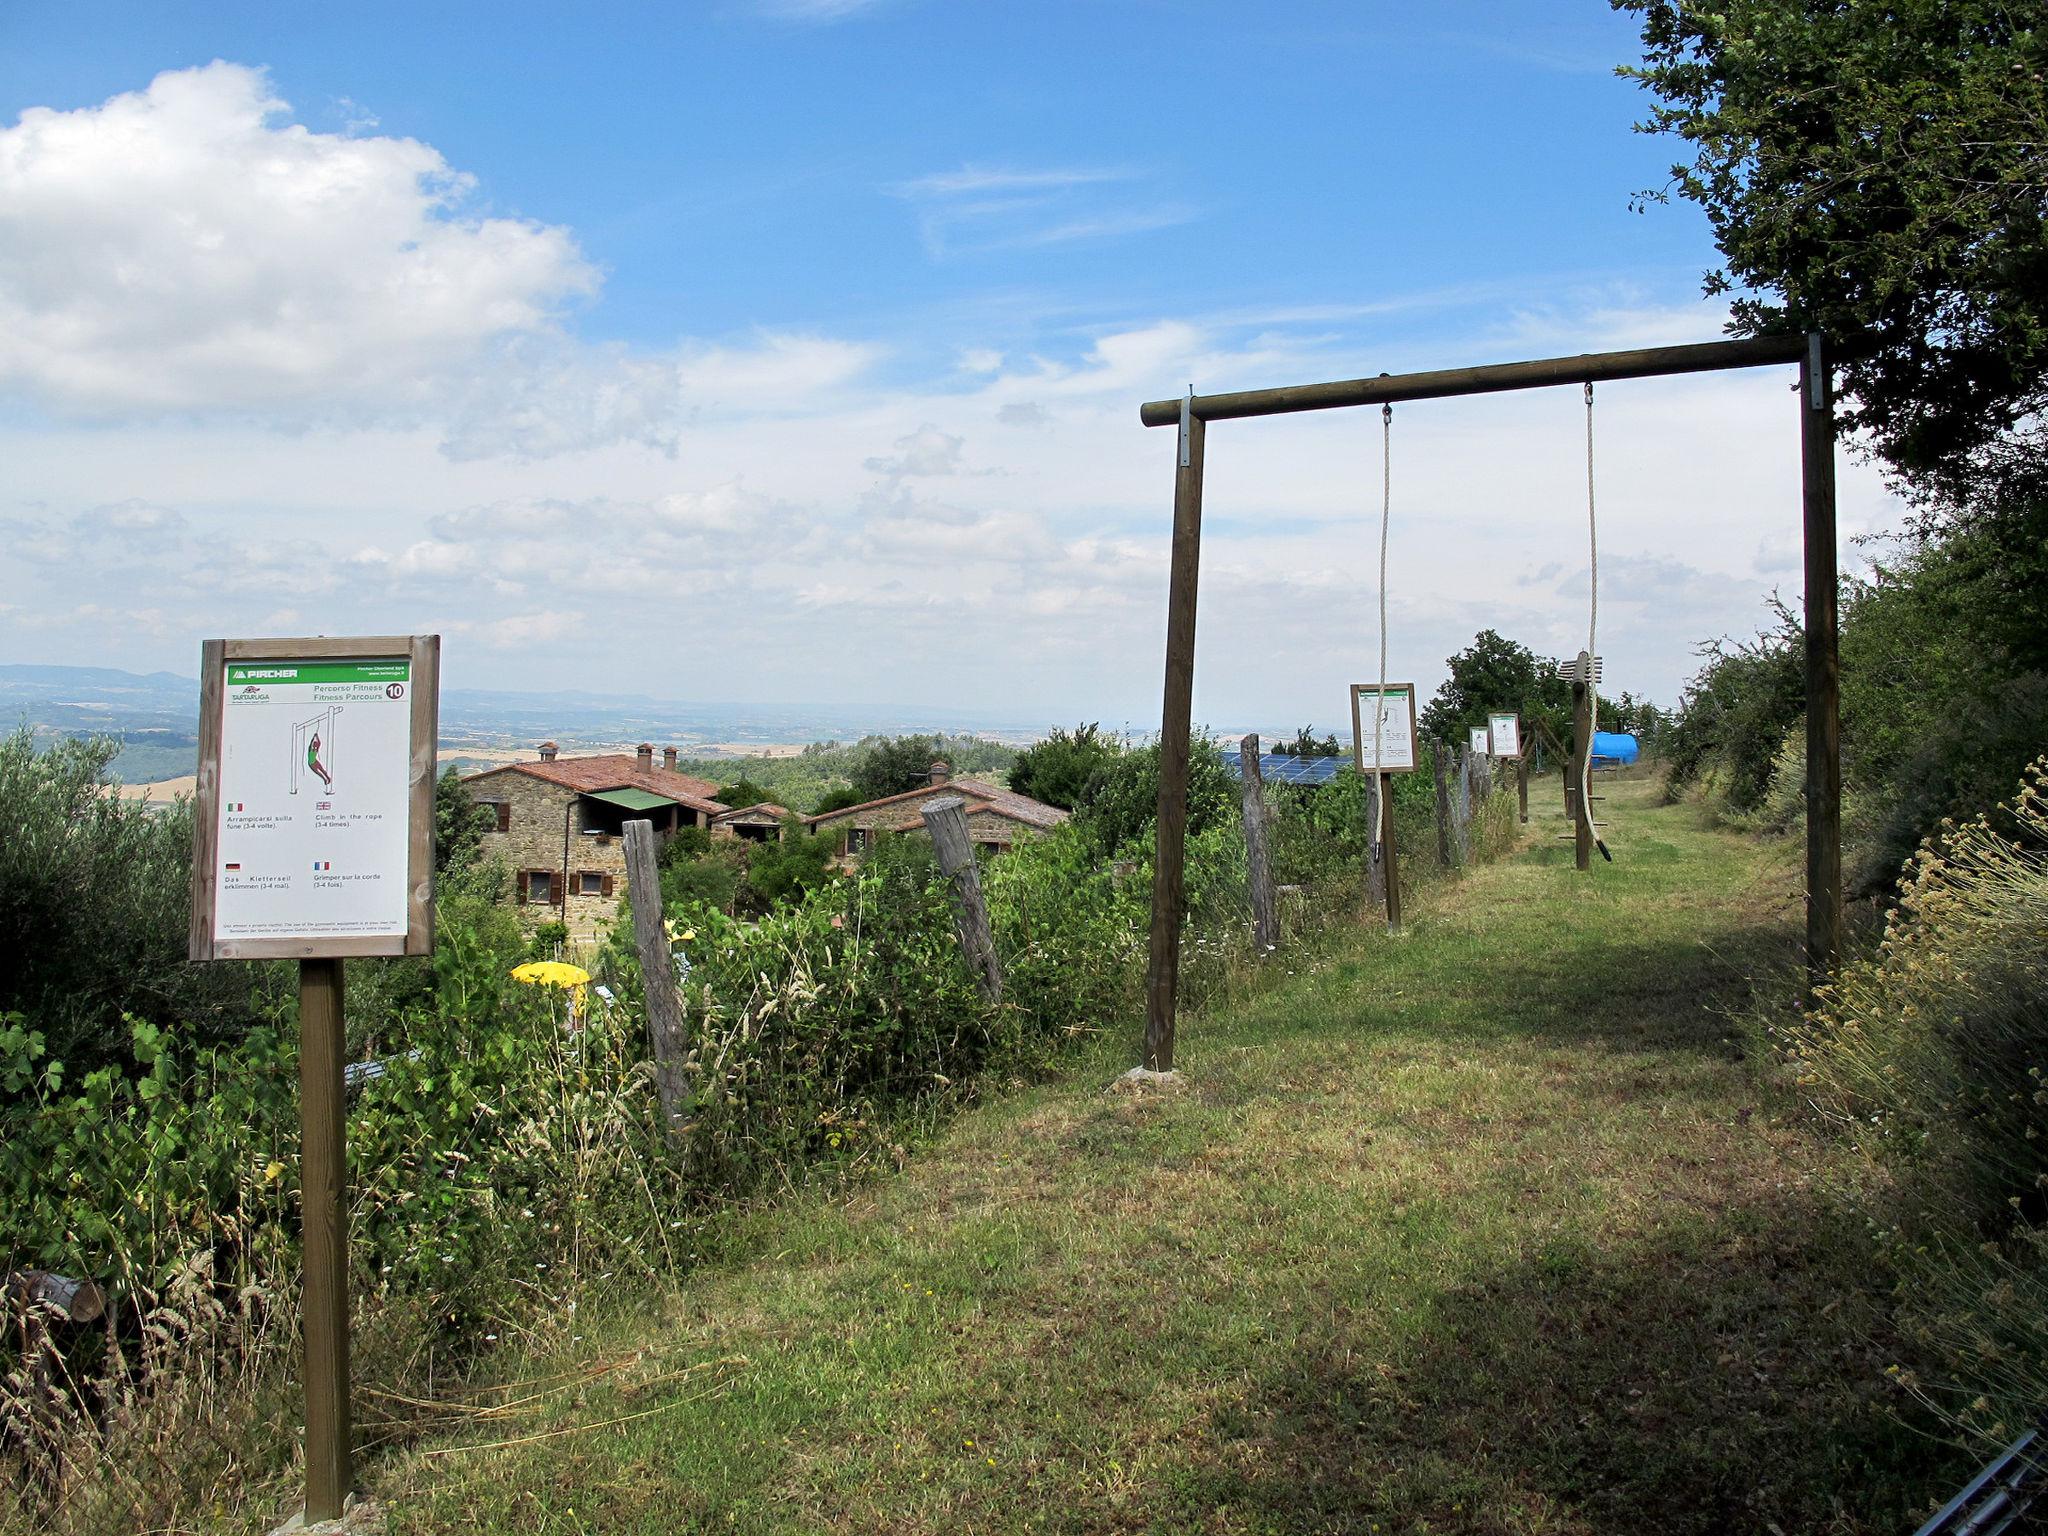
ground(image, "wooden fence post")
xmin=1454 ymin=749 xmax=1473 ymax=865
xmin=922 ymin=797 xmax=1003 ymax=1002
xmin=1432 ymin=741 xmax=1454 ymax=867
xmin=1239 ymin=734 xmax=1279 ymax=952
xmin=1516 ymin=754 xmax=1529 ymax=824
xmin=623 ymin=818 xmax=693 ymax=1141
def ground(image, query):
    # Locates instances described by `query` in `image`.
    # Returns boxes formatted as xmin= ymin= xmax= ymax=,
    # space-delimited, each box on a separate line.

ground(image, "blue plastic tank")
xmin=1591 ymin=731 xmax=1639 ymax=765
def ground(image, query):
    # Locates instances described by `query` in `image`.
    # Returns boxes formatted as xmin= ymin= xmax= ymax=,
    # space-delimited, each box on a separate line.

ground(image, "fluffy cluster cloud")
xmin=0 ymin=63 xmax=596 ymax=416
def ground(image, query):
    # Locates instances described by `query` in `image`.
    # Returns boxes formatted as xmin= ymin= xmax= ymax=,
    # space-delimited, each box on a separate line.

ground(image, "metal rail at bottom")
xmin=1914 ymin=1428 xmax=2044 ymax=1536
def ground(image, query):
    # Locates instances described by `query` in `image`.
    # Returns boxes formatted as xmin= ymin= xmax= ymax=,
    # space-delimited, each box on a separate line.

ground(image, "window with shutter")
xmin=494 ymin=801 xmax=511 ymax=833
xmin=578 ymin=871 xmax=603 ymax=896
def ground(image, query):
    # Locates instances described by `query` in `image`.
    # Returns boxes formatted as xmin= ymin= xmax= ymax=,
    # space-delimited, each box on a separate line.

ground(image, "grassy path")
xmin=382 ymin=778 xmax=1954 ymax=1534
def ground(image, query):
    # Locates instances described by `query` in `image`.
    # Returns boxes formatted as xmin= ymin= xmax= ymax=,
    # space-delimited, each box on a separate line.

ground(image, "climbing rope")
xmin=1581 ymin=382 xmax=1611 ymax=861
xmin=1371 ymin=401 xmax=1392 ymax=853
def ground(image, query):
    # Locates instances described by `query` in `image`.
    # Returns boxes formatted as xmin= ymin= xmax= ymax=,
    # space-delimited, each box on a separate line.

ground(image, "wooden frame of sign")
xmin=190 ymin=634 xmax=440 ymax=962
xmin=187 ymin=633 xmax=438 ymax=1525
xmin=1490 ymin=712 xmax=1529 ymax=824
xmin=1348 ymin=682 xmax=1417 ymax=935
xmin=1347 ymin=681 xmax=1419 ymax=776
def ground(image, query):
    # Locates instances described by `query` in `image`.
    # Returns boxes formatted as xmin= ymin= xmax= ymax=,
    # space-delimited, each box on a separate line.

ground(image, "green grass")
xmin=374 ymin=776 xmax=1963 ymax=1534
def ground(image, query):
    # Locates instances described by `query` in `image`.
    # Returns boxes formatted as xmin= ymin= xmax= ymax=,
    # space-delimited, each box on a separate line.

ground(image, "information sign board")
xmin=1348 ymin=682 xmax=1419 ymax=775
xmin=190 ymin=636 xmax=439 ymax=960
xmin=1468 ymin=725 xmax=1490 ymax=757
xmin=1489 ymin=712 xmax=1522 ymax=758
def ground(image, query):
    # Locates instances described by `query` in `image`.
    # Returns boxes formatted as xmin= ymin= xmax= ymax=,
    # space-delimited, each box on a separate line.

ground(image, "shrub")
xmin=1009 ymin=724 xmax=1125 ymax=810
xmin=0 ymin=729 xmax=270 ymax=1073
xmin=1783 ymin=758 xmax=2048 ymax=1447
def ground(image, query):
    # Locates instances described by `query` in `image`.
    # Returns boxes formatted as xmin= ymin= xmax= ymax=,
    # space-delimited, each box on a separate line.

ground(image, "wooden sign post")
xmin=1349 ymin=682 xmax=1419 ymax=932
xmin=1488 ymin=713 xmax=1527 ymax=824
xmin=189 ymin=636 xmax=439 ymax=1526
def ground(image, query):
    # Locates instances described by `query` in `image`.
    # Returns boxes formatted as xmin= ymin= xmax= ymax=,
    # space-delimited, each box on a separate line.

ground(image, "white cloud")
xmin=890 ymin=161 xmax=1196 ymax=259
xmin=864 ymin=424 xmax=965 ymax=478
xmin=0 ymin=63 xmax=597 ymax=417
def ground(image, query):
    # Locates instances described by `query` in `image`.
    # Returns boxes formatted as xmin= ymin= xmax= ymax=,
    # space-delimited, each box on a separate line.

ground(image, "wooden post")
xmin=1454 ymin=748 xmax=1473 ymax=865
xmin=1364 ymin=772 xmax=1386 ymax=911
xmin=1516 ymin=755 xmax=1529 ymax=824
xmin=1143 ymin=410 xmax=1205 ymax=1072
xmin=1432 ymin=742 xmax=1454 ymax=866
xmin=922 ymin=797 xmax=1004 ymax=1001
xmin=1379 ymin=774 xmax=1402 ymax=932
xmin=297 ymin=957 xmax=350 ymax=1524
xmin=622 ymin=818 xmax=692 ymax=1140
xmin=1800 ymin=333 xmax=1844 ymax=982
xmin=1238 ymin=734 xmax=1279 ymax=952
xmin=1570 ymin=679 xmax=1593 ymax=871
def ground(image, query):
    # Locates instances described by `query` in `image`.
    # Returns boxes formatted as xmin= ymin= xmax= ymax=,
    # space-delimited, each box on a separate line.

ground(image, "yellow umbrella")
xmin=510 ymin=960 xmax=591 ymax=990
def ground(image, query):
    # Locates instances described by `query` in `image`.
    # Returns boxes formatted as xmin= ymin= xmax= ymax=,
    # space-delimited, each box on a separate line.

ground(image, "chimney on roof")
xmin=538 ymin=741 xmax=558 ymax=762
xmin=662 ymin=747 xmax=678 ymax=771
xmin=636 ymin=742 xmax=654 ymax=771
xmin=929 ymin=758 xmax=951 ymax=786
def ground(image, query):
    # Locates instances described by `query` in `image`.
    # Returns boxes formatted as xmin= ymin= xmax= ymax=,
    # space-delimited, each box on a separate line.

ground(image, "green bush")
xmin=0 ymin=728 xmax=272 ymax=1072
xmin=1783 ymin=759 xmax=2048 ymax=1448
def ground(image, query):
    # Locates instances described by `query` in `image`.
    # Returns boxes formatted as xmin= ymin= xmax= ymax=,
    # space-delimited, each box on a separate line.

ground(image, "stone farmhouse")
xmin=805 ymin=759 xmax=1068 ymax=866
xmin=462 ymin=748 xmax=1066 ymax=940
xmin=463 ymin=742 xmax=729 ymax=941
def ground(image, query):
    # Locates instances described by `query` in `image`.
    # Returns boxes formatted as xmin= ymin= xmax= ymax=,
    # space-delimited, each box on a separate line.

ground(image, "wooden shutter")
xmin=495 ymin=801 xmax=511 ymax=833
xmin=516 ymin=871 xmax=530 ymax=905
xmin=601 ymin=874 xmax=614 ymax=897
xmin=551 ymin=875 xmax=565 ymax=907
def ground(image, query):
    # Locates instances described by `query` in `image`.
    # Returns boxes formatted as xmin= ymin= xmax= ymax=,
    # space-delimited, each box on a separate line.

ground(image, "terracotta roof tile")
xmin=808 ymin=778 xmax=1068 ymax=833
xmin=463 ymin=755 xmax=728 ymax=817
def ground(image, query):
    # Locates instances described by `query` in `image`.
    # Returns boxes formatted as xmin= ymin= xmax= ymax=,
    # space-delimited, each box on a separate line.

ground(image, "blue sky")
xmin=0 ymin=2 xmax=1901 ymax=734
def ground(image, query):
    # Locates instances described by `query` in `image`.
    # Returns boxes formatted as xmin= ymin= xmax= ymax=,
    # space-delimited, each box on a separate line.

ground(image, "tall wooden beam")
xmin=1800 ymin=334 xmax=1844 ymax=980
xmin=1143 ymin=411 xmax=1205 ymax=1072
xmin=1139 ymin=335 xmax=1813 ymax=428
xmin=298 ymin=957 xmax=351 ymax=1523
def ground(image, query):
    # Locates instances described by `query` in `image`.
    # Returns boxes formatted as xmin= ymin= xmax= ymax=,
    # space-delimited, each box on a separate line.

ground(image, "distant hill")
xmin=1 ymin=662 xmax=1047 ymax=785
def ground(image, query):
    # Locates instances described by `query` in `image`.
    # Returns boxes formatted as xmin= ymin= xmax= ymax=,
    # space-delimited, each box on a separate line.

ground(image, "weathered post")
xmin=1432 ymin=741 xmax=1454 ymax=866
xmin=1379 ymin=773 xmax=1403 ymax=932
xmin=1364 ymin=772 xmax=1387 ymax=911
xmin=1516 ymin=754 xmax=1529 ymax=824
xmin=1238 ymin=734 xmax=1280 ymax=952
xmin=1570 ymin=679 xmax=1593 ymax=871
xmin=1454 ymin=748 xmax=1473 ymax=865
xmin=1142 ymin=406 xmax=1206 ymax=1072
xmin=622 ymin=818 xmax=692 ymax=1140
xmin=1800 ymin=332 xmax=1843 ymax=982
xmin=922 ymin=796 xmax=1003 ymax=1002
xmin=297 ymin=957 xmax=350 ymax=1524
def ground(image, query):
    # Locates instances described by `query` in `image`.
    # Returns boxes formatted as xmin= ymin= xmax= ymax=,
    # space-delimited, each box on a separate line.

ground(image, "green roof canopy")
xmin=581 ymin=786 xmax=677 ymax=812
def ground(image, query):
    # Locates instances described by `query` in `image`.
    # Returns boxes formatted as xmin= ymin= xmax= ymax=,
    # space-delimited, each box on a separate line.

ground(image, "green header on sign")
xmin=227 ymin=660 xmax=411 ymax=685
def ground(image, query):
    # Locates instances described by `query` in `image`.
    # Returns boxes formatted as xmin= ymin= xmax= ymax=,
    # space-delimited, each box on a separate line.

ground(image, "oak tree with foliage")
xmin=1618 ymin=0 xmax=2048 ymax=496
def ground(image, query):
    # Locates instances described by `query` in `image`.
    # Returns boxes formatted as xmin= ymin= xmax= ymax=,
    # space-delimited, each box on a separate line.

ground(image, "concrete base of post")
xmin=1109 ymin=1066 xmax=1187 ymax=1095
xmin=270 ymin=1495 xmax=382 ymax=1535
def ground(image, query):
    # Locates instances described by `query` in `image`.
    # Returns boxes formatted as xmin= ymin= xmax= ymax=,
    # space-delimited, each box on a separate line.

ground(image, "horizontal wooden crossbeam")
xmin=1138 ymin=334 xmax=1813 ymax=428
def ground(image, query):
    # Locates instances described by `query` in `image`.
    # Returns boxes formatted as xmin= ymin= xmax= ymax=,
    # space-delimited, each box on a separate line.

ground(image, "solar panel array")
xmin=1223 ymin=751 xmax=1350 ymax=785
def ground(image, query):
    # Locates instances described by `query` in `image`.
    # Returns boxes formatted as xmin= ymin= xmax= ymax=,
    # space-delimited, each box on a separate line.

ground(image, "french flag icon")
xmin=313 ymin=860 xmax=331 ymax=871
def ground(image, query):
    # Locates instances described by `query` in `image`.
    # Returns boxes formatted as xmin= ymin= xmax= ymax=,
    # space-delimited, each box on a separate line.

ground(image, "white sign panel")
xmin=1349 ymin=683 xmax=1418 ymax=775
xmin=212 ymin=657 xmax=415 ymax=945
xmin=1469 ymin=725 xmax=1491 ymax=757
xmin=1489 ymin=712 xmax=1521 ymax=758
